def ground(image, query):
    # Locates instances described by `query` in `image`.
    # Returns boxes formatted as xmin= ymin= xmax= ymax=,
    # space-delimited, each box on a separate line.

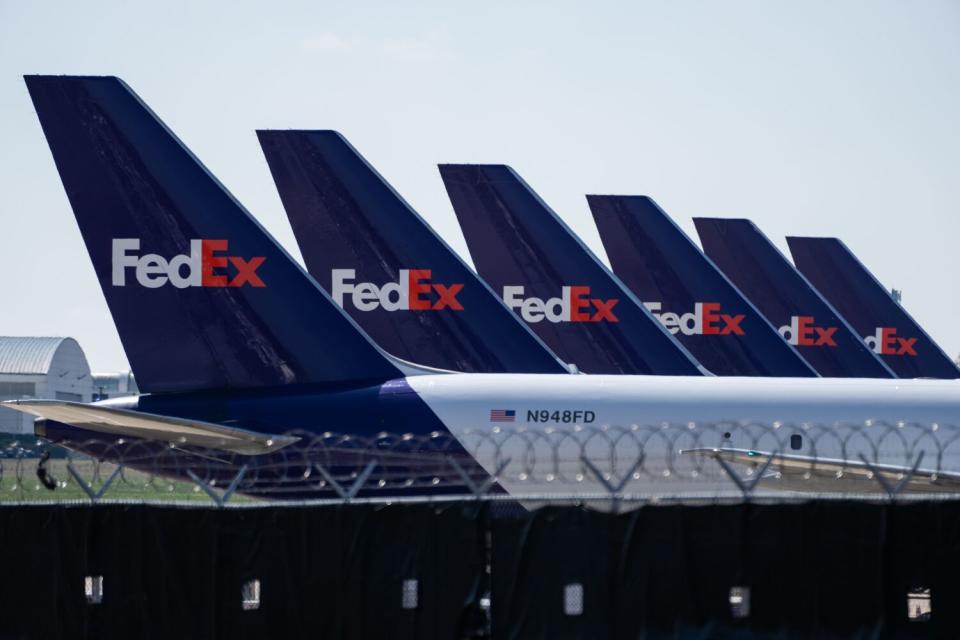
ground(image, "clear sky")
xmin=1 ymin=0 xmax=958 ymax=371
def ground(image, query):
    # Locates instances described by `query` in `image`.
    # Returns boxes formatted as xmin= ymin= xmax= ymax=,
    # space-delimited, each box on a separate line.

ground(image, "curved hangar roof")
xmin=0 ymin=337 xmax=90 ymax=376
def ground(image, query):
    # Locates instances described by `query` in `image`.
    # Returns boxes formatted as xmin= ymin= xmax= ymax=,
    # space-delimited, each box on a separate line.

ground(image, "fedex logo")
xmin=778 ymin=316 xmax=837 ymax=347
xmin=865 ymin=327 xmax=917 ymax=356
xmin=644 ymin=302 xmax=745 ymax=336
xmin=112 ymin=239 xmax=265 ymax=288
xmin=331 ymin=269 xmax=463 ymax=312
xmin=503 ymin=286 xmax=618 ymax=323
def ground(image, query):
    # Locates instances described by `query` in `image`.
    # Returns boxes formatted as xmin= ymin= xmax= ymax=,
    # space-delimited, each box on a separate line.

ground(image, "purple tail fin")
xmin=25 ymin=76 xmax=401 ymax=393
xmin=788 ymin=237 xmax=959 ymax=379
xmin=694 ymin=218 xmax=895 ymax=378
xmin=439 ymin=164 xmax=706 ymax=376
xmin=257 ymin=130 xmax=566 ymax=373
xmin=589 ymin=196 xmax=816 ymax=377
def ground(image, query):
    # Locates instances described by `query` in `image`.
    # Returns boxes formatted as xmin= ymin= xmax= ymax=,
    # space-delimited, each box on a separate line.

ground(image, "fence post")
xmin=447 ymin=457 xmax=512 ymax=498
xmin=187 ymin=464 xmax=248 ymax=507
xmin=711 ymin=449 xmax=778 ymax=500
xmin=857 ymin=452 xmax=925 ymax=498
xmin=66 ymin=463 xmax=123 ymax=502
xmin=313 ymin=460 xmax=378 ymax=501
xmin=581 ymin=454 xmax=644 ymax=512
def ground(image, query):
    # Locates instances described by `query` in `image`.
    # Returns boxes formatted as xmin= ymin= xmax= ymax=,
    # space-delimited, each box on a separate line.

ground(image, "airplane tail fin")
xmin=25 ymin=75 xmax=401 ymax=393
xmin=787 ymin=237 xmax=960 ymax=379
xmin=255 ymin=130 xmax=567 ymax=374
xmin=588 ymin=196 xmax=816 ymax=377
xmin=439 ymin=164 xmax=705 ymax=376
xmin=694 ymin=218 xmax=895 ymax=378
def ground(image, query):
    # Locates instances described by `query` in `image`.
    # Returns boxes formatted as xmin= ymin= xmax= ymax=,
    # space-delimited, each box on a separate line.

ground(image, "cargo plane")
xmin=7 ymin=75 xmax=960 ymax=497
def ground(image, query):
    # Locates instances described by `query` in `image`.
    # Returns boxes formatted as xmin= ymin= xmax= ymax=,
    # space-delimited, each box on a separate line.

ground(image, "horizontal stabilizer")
xmin=681 ymin=447 xmax=960 ymax=493
xmin=2 ymin=400 xmax=299 ymax=456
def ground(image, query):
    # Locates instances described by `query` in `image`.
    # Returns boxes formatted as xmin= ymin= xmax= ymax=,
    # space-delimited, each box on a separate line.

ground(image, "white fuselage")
xmin=408 ymin=373 xmax=960 ymax=496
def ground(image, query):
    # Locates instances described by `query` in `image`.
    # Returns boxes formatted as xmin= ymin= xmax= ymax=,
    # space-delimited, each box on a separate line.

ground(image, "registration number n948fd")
xmin=527 ymin=410 xmax=596 ymax=424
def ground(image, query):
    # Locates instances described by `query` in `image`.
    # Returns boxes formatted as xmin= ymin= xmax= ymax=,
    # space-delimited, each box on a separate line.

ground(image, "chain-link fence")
xmin=3 ymin=420 xmax=960 ymax=505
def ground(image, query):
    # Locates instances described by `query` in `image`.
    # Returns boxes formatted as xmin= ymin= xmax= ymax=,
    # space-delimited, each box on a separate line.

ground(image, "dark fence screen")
xmin=0 ymin=501 xmax=957 ymax=639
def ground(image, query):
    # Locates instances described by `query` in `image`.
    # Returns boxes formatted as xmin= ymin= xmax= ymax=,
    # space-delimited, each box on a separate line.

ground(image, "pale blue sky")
xmin=1 ymin=0 xmax=958 ymax=371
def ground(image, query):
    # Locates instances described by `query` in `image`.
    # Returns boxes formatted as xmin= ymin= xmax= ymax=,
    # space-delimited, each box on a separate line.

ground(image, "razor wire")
xmin=2 ymin=420 xmax=960 ymax=504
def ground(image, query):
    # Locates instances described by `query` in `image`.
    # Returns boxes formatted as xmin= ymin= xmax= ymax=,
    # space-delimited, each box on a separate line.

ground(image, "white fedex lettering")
xmin=111 ymin=238 xmax=265 ymax=288
xmin=331 ymin=269 xmax=463 ymax=312
xmin=503 ymin=285 xmax=618 ymax=323
xmin=645 ymin=301 xmax=745 ymax=336
xmin=864 ymin=327 xmax=918 ymax=356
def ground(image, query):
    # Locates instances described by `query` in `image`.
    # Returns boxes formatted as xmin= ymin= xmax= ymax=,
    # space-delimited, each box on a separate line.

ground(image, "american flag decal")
xmin=490 ymin=409 xmax=516 ymax=423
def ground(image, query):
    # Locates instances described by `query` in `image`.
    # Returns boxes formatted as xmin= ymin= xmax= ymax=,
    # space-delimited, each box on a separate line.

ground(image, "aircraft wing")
xmin=2 ymin=400 xmax=299 ymax=456
xmin=681 ymin=447 xmax=960 ymax=493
